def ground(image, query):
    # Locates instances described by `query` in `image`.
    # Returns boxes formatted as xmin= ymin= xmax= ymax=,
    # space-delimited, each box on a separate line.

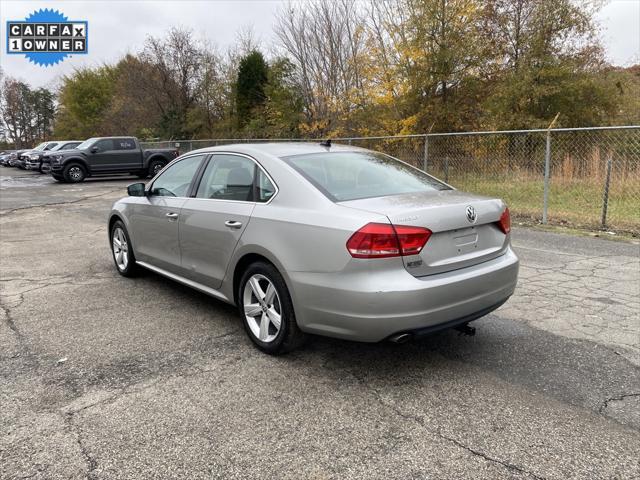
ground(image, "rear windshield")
xmin=283 ymin=151 xmax=450 ymax=202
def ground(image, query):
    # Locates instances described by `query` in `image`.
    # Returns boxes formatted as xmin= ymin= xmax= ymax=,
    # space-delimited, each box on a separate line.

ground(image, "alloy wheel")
xmin=112 ymin=227 xmax=129 ymax=271
xmin=69 ymin=166 xmax=83 ymax=181
xmin=243 ymin=274 xmax=282 ymax=343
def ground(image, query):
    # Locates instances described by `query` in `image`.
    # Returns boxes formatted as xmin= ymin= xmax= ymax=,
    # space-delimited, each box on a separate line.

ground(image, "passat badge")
xmin=465 ymin=205 xmax=477 ymax=223
xmin=6 ymin=9 xmax=88 ymax=66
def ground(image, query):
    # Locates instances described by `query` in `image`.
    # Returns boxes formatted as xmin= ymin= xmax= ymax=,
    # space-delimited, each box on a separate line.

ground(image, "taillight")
xmin=346 ymin=223 xmax=431 ymax=259
xmin=497 ymin=207 xmax=511 ymax=234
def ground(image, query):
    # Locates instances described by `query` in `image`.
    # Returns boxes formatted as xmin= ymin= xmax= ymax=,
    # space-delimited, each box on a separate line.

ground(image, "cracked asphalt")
xmin=1 ymin=168 xmax=639 ymax=479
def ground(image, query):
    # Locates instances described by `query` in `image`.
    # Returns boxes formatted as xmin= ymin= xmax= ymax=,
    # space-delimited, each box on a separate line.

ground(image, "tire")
xmin=148 ymin=159 xmax=165 ymax=178
xmin=110 ymin=220 xmax=140 ymax=277
xmin=63 ymin=163 xmax=86 ymax=183
xmin=238 ymin=261 xmax=306 ymax=354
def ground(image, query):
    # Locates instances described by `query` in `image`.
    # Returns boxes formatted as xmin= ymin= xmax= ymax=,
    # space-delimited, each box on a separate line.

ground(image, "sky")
xmin=1 ymin=0 xmax=639 ymax=90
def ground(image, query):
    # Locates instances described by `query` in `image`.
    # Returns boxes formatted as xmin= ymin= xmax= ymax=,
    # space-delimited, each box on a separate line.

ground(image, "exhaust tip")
xmin=389 ymin=333 xmax=412 ymax=344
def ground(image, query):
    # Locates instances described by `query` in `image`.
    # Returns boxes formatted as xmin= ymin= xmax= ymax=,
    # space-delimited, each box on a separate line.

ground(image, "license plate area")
xmin=453 ymin=227 xmax=478 ymax=254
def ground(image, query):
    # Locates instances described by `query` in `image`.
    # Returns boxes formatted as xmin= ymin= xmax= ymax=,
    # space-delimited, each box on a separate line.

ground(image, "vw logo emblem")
xmin=466 ymin=205 xmax=477 ymax=223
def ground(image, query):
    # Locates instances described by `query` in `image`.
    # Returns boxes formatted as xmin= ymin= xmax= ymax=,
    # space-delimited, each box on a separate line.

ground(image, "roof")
xmin=189 ymin=142 xmax=366 ymax=158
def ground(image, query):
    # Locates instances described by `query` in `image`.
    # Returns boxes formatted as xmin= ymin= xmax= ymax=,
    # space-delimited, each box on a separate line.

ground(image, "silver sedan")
xmin=108 ymin=143 xmax=518 ymax=354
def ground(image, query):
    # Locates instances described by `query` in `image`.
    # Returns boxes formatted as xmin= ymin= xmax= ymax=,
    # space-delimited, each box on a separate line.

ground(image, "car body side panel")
xmin=179 ymin=198 xmax=255 ymax=289
xmin=221 ymin=200 xmax=390 ymax=316
xmin=130 ymin=196 xmax=188 ymax=274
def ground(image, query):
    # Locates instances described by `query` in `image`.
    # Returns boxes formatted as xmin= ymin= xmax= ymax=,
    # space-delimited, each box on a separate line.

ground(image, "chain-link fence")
xmin=142 ymin=126 xmax=640 ymax=235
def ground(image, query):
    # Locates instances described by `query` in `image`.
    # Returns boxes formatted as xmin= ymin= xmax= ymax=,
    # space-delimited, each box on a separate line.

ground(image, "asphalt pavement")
xmin=1 ymin=168 xmax=639 ymax=479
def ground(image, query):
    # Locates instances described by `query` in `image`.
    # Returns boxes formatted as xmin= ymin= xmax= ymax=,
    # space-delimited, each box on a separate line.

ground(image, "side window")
xmin=94 ymin=139 xmax=114 ymax=151
xmin=256 ymin=169 xmax=276 ymax=203
xmin=150 ymin=155 xmax=204 ymax=197
xmin=114 ymin=138 xmax=136 ymax=150
xmin=196 ymin=155 xmax=256 ymax=202
xmin=63 ymin=143 xmax=80 ymax=150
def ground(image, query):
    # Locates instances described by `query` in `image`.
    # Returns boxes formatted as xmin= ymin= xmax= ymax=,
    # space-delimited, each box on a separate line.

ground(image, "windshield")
xmin=283 ymin=151 xmax=451 ymax=202
xmin=76 ymin=138 xmax=98 ymax=150
xmin=33 ymin=142 xmax=48 ymax=151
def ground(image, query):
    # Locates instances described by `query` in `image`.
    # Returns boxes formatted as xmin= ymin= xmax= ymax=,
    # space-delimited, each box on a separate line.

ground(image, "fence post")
xmin=444 ymin=157 xmax=449 ymax=183
xmin=542 ymin=113 xmax=560 ymax=224
xmin=423 ymin=135 xmax=429 ymax=172
xmin=542 ymin=131 xmax=551 ymax=224
xmin=601 ymin=154 xmax=613 ymax=229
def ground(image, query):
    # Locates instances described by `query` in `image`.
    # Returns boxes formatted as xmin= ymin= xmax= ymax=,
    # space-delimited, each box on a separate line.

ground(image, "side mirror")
xmin=127 ymin=182 xmax=146 ymax=197
xmin=90 ymin=146 xmax=98 ymax=153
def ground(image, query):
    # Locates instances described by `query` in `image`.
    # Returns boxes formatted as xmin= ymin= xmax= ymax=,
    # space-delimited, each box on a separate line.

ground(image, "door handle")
xmin=166 ymin=212 xmax=179 ymax=220
xmin=225 ymin=220 xmax=243 ymax=229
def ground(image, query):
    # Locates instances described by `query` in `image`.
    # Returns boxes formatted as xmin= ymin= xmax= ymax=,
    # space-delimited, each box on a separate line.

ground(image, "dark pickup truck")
xmin=46 ymin=136 xmax=178 ymax=183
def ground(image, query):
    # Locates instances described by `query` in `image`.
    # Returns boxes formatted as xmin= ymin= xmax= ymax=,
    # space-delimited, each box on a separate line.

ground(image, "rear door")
xmin=113 ymin=138 xmax=142 ymax=170
xmin=179 ymin=153 xmax=266 ymax=289
xmin=130 ymin=154 xmax=205 ymax=274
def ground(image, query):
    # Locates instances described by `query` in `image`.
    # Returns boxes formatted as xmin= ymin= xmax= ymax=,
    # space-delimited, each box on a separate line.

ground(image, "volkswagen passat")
xmin=108 ymin=143 xmax=518 ymax=354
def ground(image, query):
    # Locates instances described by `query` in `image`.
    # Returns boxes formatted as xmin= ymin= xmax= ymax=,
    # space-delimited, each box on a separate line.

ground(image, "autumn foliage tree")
xmin=40 ymin=2 xmax=638 ymax=145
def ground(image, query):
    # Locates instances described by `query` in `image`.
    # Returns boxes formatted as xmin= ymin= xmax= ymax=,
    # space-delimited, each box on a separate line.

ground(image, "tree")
xmin=42 ymin=3 xmax=634 ymax=142
xmin=482 ymin=0 xmax=616 ymax=128
xmin=0 ymin=75 xmax=55 ymax=147
xmin=31 ymin=88 xmax=56 ymax=140
xmin=235 ymin=50 xmax=269 ymax=129
xmin=140 ymin=28 xmax=205 ymax=139
xmin=275 ymin=0 xmax=368 ymax=136
xmin=101 ymin=55 xmax=164 ymax=138
xmin=241 ymin=57 xmax=304 ymax=137
xmin=54 ymin=66 xmax=116 ymax=138
xmin=365 ymin=0 xmax=496 ymax=133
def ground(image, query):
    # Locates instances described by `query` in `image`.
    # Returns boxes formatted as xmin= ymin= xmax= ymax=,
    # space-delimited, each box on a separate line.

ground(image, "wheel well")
xmin=108 ymin=215 xmax=121 ymax=236
xmin=232 ymin=253 xmax=275 ymax=305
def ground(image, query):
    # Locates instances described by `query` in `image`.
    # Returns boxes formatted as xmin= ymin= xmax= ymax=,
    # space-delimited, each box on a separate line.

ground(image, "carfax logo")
xmin=6 ymin=8 xmax=88 ymax=66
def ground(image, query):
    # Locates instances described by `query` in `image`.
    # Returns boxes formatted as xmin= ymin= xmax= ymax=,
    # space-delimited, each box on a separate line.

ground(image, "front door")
xmin=88 ymin=138 xmax=117 ymax=172
xmin=130 ymin=154 xmax=205 ymax=274
xmin=179 ymin=154 xmax=259 ymax=289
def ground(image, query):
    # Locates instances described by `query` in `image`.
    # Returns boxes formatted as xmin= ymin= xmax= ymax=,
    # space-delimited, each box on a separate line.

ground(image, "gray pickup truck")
xmin=46 ymin=136 xmax=178 ymax=183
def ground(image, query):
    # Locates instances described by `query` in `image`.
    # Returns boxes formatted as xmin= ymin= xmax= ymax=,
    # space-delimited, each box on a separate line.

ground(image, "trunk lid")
xmin=340 ymin=190 xmax=509 ymax=276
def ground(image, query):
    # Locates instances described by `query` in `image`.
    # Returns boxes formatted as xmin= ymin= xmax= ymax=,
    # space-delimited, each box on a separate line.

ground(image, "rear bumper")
xmin=289 ymin=247 xmax=519 ymax=342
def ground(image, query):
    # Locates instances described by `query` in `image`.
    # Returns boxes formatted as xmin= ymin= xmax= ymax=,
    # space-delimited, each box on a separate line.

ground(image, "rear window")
xmin=283 ymin=151 xmax=450 ymax=202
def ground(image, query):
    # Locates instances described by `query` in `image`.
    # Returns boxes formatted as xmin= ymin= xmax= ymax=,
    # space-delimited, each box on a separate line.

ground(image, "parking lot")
xmin=1 ymin=168 xmax=639 ymax=479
